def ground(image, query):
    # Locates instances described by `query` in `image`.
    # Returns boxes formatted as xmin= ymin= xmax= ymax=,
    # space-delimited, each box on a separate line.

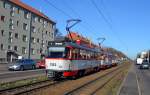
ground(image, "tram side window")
xmin=75 ymin=48 xmax=79 ymax=59
xmin=71 ymin=49 xmax=75 ymax=59
xmin=75 ymin=53 xmax=78 ymax=59
xmin=65 ymin=47 xmax=71 ymax=58
xmin=86 ymin=50 xmax=89 ymax=60
xmin=94 ymin=53 xmax=96 ymax=59
xmin=71 ymin=48 xmax=78 ymax=59
xmin=79 ymin=51 xmax=82 ymax=59
xmin=91 ymin=53 xmax=93 ymax=59
xmin=79 ymin=49 xmax=83 ymax=60
xmin=91 ymin=52 xmax=93 ymax=60
xmin=87 ymin=51 xmax=91 ymax=60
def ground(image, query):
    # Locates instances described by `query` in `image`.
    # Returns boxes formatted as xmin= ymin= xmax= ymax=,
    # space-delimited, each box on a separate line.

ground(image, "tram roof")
xmin=48 ymin=41 xmax=101 ymax=53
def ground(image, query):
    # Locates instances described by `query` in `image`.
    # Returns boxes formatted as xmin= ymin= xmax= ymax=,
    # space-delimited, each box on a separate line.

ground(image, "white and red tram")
xmin=100 ymin=52 xmax=113 ymax=69
xmin=45 ymin=41 xmax=101 ymax=79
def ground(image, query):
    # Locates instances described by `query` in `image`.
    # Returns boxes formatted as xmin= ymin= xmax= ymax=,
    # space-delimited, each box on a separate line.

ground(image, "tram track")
xmin=65 ymin=65 xmax=128 ymax=95
xmin=0 ymin=63 xmax=129 ymax=95
xmin=0 ymin=79 xmax=66 ymax=95
xmin=30 ymin=64 xmax=127 ymax=95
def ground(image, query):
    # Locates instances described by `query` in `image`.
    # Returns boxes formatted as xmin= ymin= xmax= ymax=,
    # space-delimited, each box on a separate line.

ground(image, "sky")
xmin=21 ymin=0 xmax=150 ymax=59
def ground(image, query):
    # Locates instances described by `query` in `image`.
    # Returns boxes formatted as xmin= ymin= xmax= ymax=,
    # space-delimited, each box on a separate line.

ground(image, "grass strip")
xmin=0 ymin=75 xmax=48 ymax=90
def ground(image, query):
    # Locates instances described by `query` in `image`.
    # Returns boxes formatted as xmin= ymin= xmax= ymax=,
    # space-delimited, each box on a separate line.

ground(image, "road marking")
xmin=135 ymin=66 xmax=142 ymax=95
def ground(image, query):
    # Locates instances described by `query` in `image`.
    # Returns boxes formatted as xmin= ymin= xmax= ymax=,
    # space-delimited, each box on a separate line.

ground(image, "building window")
xmin=8 ymin=38 xmax=13 ymax=43
xmin=22 ymin=47 xmax=27 ymax=54
xmin=40 ymin=19 xmax=43 ymax=22
xmin=24 ymin=11 xmax=29 ymax=19
xmin=37 ymin=38 xmax=40 ymax=43
xmin=15 ymin=33 xmax=19 ymax=39
xmin=42 ymin=44 xmax=45 ymax=48
xmin=31 ymin=48 xmax=35 ymax=55
xmin=51 ymin=33 xmax=54 ymax=38
xmin=22 ymin=35 xmax=27 ymax=42
xmin=44 ymin=21 xmax=47 ymax=25
xmin=1 ymin=44 xmax=4 ymax=50
xmin=46 ymin=31 xmax=48 ymax=35
xmin=10 ymin=19 xmax=13 ymax=24
xmin=40 ymin=48 xmax=43 ymax=54
xmin=31 ymin=26 xmax=36 ymax=33
xmin=38 ymin=18 xmax=42 ymax=23
xmin=10 ymin=11 xmax=15 ymax=17
xmin=8 ymin=45 xmax=12 ymax=50
xmin=33 ymin=16 xmax=38 ymax=22
xmin=11 ymin=6 xmax=15 ymax=12
xmin=17 ymin=21 xmax=19 ymax=26
xmin=9 ymin=32 xmax=13 ymax=38
xmin=1 ymin=16 xmax=5 ymax=22
xmin=31 ymin=37 xmax=36 ymax=43
xmin=3 ymin=2 xmax=10 ymax=9
xmin=3 ymin=2 xmax=6 ymax=8
xmin=1 ymin=30 xmax=4 ymax=36
xmin=44 ymin=21 xmax=47 ymax=28
xmin=23 ymin=23 xmax=28 ymax=30
xmin=42 ymin=40 xmax=44 ymax=44
xmin=14 ymin=46 xmax=18 ymax=51
xmin=9 ymin=24 xmax=14 ymax=30
xmin=49 ymin=32 xmax=51 ymax=36
xmin=17 ymin=8 xmax=20 ymax=14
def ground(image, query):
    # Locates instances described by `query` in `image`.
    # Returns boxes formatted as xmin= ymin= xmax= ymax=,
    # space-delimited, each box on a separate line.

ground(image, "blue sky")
xmin=22 ymin=0 xmax=150 ymax=59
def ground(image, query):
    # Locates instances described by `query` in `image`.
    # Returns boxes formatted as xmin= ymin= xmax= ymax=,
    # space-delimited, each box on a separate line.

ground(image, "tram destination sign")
xmin=48 ymin=41 xmax=64 ymax=46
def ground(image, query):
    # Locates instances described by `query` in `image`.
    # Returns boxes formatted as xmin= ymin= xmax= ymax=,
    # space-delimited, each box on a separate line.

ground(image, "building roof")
xmin=9 ymin=0 xmax=55 ymax=24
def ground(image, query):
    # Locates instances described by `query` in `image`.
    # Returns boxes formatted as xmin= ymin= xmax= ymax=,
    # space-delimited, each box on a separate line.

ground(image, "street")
xmin=119 ymin=63 xmax=150 ymax=95
xmin=0 ymin=64 xmax=46 ymax=83
xmin=136 ymin=65 xmax=150 ymax=95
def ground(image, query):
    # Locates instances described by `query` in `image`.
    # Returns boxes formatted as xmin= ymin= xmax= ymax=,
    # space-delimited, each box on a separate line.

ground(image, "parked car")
xmin=139 ymin=61 xmax=149 ymax=69
xmin=8 ymin=59 xmax=36 ymax=71
xmin=36 ymin=59 xmax=45 ymax=69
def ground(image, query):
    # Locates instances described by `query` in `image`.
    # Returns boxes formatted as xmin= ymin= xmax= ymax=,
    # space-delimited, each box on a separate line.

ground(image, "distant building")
xmin=0 ymin=0 xmax=56 ymax=63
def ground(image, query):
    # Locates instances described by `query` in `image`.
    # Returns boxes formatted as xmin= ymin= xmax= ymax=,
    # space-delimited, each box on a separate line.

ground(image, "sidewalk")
xmin=119 ymin=64 xmax=139 ymax=95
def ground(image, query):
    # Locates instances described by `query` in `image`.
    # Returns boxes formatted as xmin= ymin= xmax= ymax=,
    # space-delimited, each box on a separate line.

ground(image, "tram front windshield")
xmin=47 ymin=47 xmax=69 ymax=58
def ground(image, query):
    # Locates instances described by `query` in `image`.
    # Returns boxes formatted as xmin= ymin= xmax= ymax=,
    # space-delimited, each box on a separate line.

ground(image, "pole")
xmin=28 ymin=13 xmax=32 ymax=59
xmin=148 ymin=50 xmax=149 ymax=63
xmin=97 ymin=37 xmax=105 ymax=47
xmin=66 ymin=19 xmax=81 ymax=41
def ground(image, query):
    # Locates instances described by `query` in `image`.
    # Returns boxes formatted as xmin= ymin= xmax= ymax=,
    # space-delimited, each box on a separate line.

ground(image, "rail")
xmin=65 ymin=64 xmax=128 ymax=95
xmin=0 ymin=63 xmax=128 ymax=95
xmin=0 ymin=79 xmax=66 ymax=95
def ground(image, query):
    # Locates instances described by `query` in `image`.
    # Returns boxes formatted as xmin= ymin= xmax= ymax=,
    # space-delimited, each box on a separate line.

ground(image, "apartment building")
xmin=0 ymin=0 xmax=56 ymax=63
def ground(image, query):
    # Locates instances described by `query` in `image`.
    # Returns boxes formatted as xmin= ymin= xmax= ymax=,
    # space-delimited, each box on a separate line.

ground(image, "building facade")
xmin=0 ymin=0 xmax=56 ymax=63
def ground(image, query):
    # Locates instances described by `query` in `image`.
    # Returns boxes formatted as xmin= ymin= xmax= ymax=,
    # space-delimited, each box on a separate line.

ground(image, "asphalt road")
xmin=136 ymin=65 xmax=150 ymax=95
xmin=0 ymin=69 xmax=46 ymax=83
xmin=119 ymin=64 xmax=150 ymax=95
xmin=0 ymin=63 xmax=46 ymax=83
